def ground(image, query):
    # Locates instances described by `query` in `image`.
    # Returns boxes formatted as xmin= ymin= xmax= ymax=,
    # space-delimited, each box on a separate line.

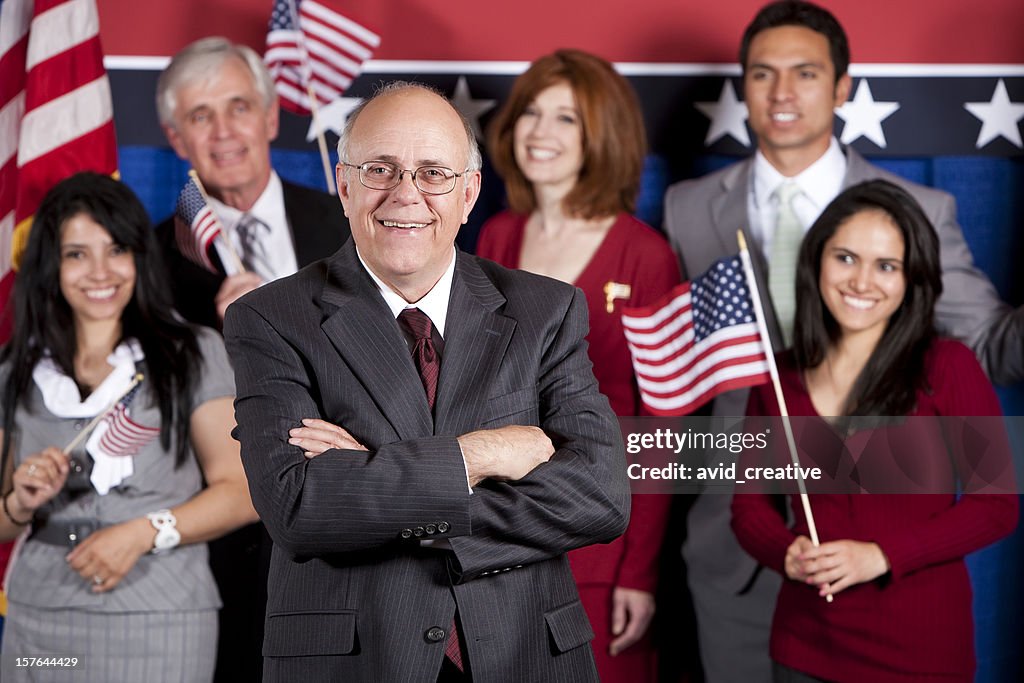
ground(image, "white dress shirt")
xmin=209 ymin=172 xmax=299 ymax=282
xmin=355 ymin=246 xmax=470 ymax=504
xmin=747 ymin=137 xmax=847 ymax=261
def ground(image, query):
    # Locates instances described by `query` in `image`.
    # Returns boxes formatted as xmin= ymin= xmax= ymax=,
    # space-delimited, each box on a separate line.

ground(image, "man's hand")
xmin=216 ymin=272 xmax=264 ymax=321
xmin=609 ymin=587 xmax=656 ymax=656
xmin=457 ymin=425 xmax=554 ymax=487
xmin=289 ymin=419 xmax=368 ymax=457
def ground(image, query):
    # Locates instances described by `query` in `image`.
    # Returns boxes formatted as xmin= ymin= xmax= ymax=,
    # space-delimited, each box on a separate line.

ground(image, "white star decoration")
xmin=305 ymin=97 xmax=362 ymax=142
xmin=695 ymin=80 xmax=750 ymax=147
xmin=451 ymin=76 xmax=496 ymax=142
xmin=836 ymin=79 xmax=900 ymax=148
xmin=964 ymin=79 xmax=1024 ymax=149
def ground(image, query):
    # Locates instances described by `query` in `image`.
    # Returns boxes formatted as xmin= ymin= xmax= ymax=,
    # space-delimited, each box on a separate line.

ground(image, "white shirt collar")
xmin=753 ymin=137 xmax=846 ymax=214
xmin=207 ymin=171 xmax=285 ymax=229
xmin=355 ymin=247 xmax=457 ymax=338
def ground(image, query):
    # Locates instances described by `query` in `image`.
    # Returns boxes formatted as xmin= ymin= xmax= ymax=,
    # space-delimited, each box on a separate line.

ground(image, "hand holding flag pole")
xmin=62 ymin=373 xmax=144 ymax=454
xmin=736 ymin=230 xmax=832 ymax=603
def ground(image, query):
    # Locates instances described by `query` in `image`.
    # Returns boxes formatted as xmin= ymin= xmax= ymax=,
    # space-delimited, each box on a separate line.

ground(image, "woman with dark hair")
xmin=0 ymin=173 xmax=257 ymax=681
xmin=731 ymin=179 xmax=1017 ymax=682
xmin=476 ymin=49 xmax=680 ymax=682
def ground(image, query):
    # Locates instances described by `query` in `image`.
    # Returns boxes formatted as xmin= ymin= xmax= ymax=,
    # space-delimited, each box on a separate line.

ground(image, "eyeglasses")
xmin=341 ymin=161 xmax=469 ymax=195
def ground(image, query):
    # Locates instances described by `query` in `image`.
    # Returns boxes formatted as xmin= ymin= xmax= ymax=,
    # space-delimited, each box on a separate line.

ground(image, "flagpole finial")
xmin=737 ymin=229 xmax=748 ymax=252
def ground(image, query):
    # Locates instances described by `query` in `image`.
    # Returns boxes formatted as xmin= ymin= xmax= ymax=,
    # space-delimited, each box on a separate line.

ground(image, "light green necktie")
xmin=767 ymin=181 xmax=803 ymax=346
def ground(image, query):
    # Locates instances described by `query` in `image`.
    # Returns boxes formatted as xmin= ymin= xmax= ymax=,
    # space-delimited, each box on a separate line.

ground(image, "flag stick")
xmin=285 ymin=0 xmax=337 ymax=196
xmin=63 ymin=374 xmax=144 ymax=454
xmin=306 ymin=84 xmax=338 ymax=196
xmin=188 ymin=170 xmax=246 ymax=274
xmin=737 ymin=230 xmax=833 ymax=603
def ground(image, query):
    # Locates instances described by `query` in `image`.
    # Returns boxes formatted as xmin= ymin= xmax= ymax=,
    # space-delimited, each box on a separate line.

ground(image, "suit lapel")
xmin=840 ymin=147 xmax=871 ymax=188
xmin=433 ymin=254 xmax=516 ymax=437
xmin=710 ymin=160 xmax=751 ymax=257
xmin=283 ymin=181 xmax=345 ymax=267
xmin=319 ymin=243 xmax=434 ymax=439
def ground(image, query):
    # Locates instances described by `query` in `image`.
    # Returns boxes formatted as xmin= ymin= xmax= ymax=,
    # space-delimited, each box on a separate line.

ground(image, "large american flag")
xmin=621 ymin=255 xmax=770 ymax=416
xmin=264 ymin=0 xmax=380 ymax=116
xmin=174 ymin=175 xmax=223 ymax=273
xmin=0 ymin=0 xmax=118 ymax=341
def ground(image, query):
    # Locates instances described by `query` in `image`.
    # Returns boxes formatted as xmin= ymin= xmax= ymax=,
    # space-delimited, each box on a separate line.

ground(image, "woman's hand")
xmin=787 ymin=536 xmax=890 ymax=597
xmin=289 ymin=418 xmax=367 ymax=457
xmin=10 ymin=447 xmax=70 ymax=514
xmin=65 ymin=517 xmax=153 ymax=593
xmin=608 ymin=587 xmax=656 ymax=656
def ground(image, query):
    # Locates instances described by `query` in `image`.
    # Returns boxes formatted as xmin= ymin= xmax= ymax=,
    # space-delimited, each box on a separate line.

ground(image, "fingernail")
xmin=302 ymin=419 xmax=313 ymax=425
xmin=288 ymin=438 xmax=299 ymax=445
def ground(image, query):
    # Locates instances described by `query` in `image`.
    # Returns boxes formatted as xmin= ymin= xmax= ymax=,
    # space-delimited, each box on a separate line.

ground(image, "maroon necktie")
xmin=397 ymin=307 xmax=463 ymax=671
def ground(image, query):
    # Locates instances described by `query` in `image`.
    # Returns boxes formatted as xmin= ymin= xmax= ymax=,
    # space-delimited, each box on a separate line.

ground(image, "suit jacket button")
xmin=414 ymin=526 xmax=425 ymax=537
xmin=425 ymin=627 xmax=446 ymax=643
xmin=425 ymin=524 xmax=437 ymax=535
xmin=400 ymin=529 xmax=413 ymax=539
xmin=437 ymin=522 xmax=450 ymax=533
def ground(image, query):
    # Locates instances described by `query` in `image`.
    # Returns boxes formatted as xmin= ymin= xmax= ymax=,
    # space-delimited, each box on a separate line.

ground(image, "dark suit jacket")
xmin=223 ymin=242 xmax=630 ymax=683
xmin=155 ymin=179 xmax=350 ymax=329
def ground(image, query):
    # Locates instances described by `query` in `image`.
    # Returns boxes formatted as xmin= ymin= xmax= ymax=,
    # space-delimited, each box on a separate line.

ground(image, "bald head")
xmin=337 ymin=82 xmax=482 ymax=173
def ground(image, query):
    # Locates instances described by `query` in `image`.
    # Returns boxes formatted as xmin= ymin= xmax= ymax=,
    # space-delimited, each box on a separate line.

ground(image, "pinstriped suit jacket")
xmin=223 ymin=241 xmax=630 ymax=683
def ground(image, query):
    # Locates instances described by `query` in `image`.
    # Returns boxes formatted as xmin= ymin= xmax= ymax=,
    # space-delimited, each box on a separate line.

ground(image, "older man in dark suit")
xmin=154 ymin=37 xmax=350 ymax=329
xmin=224 ymin=82 xmax=630 ymax=682
xmin=663 ymin=2 xmax=1024 ymax=681
xmin=152 ymin=37 xmax=351 ymax=683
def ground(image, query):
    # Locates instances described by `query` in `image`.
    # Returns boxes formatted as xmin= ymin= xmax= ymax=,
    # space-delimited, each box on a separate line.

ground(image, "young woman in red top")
xmin=731 ymin=179 xmax=1017 ymax=682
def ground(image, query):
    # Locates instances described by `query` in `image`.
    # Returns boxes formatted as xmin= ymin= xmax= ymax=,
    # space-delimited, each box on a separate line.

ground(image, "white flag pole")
xmin=63 ymin=374 xmax=144 ymax=454
xmin=737 ymin=230 xmax=832 ymax=603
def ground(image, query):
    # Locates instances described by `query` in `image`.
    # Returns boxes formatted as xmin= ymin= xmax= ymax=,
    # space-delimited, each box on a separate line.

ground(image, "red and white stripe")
xmin=265 ymin=0 xmax=380 ymax=115
xmin=622 ymin=283 xmax=770 ymax=416
xmin=0 ymin=0 xmax=117 ymax=339
xmin=97 ymin=403 xmax=160 ymax=457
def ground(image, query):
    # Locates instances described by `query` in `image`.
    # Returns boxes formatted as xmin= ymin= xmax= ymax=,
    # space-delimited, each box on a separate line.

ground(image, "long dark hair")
xmin=1 ymin=173 xmax=200 ymax=471
xmin=792 ymin=179 xmax=942 ymax=416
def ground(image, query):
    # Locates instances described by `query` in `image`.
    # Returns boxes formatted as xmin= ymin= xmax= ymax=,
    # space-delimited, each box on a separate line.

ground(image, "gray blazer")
xmin=223 ymin=241 xmax=629 ymax=683
xmin=663 ymin=146 xmax=1024 ymax=593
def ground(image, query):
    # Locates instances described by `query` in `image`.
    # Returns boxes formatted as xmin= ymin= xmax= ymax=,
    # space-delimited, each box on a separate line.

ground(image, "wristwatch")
xmin=146 ymin=509 xmax=181 ymax=553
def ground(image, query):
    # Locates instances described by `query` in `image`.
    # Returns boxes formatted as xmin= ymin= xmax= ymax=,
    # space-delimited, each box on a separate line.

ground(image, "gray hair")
xmin=336 ymin=81 xmax=482 ymax=173
xmin=156 ymin=37 xmax=276 ymax=128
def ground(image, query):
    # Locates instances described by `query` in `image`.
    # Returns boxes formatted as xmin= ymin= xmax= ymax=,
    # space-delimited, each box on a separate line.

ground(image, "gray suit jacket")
xmin=223 ymin=241 xmax=629 ymax=683
xmin=663 ymin=147 xmax=1024 ymax=593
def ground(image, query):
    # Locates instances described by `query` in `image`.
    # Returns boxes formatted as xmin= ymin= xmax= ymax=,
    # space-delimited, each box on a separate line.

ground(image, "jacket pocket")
xmin=480 ymin=386 xmax=539 ymax=426
xmin=263 ymin=610 xmax=357 ymax=657
xmin=544 ymin=600 xmax=594 ymax=653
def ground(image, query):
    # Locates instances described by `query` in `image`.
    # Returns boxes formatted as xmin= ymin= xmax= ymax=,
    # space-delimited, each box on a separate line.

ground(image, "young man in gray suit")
xmin=663 ymin=2 xmax=1024 ymax=681
xmin=224 ymin=82 xmax=630 ymax=682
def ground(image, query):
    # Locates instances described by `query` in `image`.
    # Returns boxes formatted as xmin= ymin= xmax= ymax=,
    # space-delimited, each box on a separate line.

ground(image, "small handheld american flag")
xmin=621 ymin=255 xmax=770 ymax=416
xmin=174 ymin=174 xmax=223 ymax=273
xmin=96 ymin=379 xmax=159 ymax=458
xmin=265 ymin=0 xmax=380 ymax=116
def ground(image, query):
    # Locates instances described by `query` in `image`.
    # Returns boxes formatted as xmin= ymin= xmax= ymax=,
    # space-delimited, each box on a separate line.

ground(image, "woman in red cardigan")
xmin=731 ymin=179 xmax=1018 ymax=683
xmin=477 ymin=49 xmax=681 ymax=682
